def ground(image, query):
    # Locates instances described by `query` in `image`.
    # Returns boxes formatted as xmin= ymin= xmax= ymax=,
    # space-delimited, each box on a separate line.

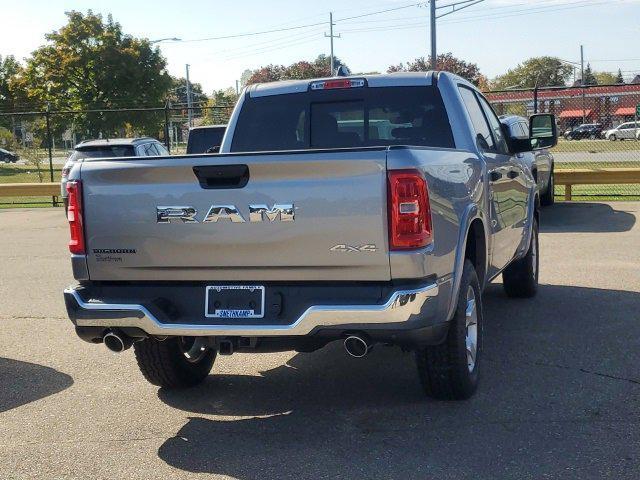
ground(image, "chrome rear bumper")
xmin=64 ymin=282 xmax=439 ymax=337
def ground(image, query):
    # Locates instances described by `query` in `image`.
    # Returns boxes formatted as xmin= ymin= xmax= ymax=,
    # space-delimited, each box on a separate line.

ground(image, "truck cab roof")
xmin=246 ymin=71 xmax=449 ymax=98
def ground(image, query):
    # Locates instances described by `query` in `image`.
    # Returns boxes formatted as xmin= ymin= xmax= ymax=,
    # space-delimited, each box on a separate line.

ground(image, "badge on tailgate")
xmin=157 ymin=204 xmax=295 ymax=223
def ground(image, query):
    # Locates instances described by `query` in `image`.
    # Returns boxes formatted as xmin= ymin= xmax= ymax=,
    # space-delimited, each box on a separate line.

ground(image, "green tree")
xmin=203 ymin=88 xmax=238 ymax=125
xmin=169 ymin=77 xmax=206 ymax=106
xmin=582 ymin=63 xmax=597 ymax=85
xmin=0 ymin=55 xmax=25 ymax=111
xmin=594 ymin=71 xmax=617 ymax=85
xmin=244 ymin=55 xmax=348 ymax=85
xmin=491 ymin=56 xmax=573 ymax=90
xmin=22 ymin=10 xmax=172 ymax=137
xmin=388 ymin=53 xmax=487 ymax=88
xmin=616 ymin=69 xmax=625 ymax=84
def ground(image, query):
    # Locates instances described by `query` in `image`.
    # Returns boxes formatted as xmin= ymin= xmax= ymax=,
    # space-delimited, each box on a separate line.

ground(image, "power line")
xmin=338 ymin=0 xmax=626 ymax=33
xmin=335 ymin=2 xmax=424 ymax=22
xmin=179 ymin=3 xmax=424 ymax=43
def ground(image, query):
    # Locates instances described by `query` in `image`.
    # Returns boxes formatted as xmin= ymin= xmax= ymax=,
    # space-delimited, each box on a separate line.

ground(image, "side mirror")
xmin=529 ymin=113 xmax=557 ymax=150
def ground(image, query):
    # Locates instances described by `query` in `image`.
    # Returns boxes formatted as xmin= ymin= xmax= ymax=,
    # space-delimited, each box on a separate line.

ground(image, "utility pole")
xmin=430 ymin=0 xmax=437 ymax=69
xmin=185 ymin=64 xmax=193 ymax=128
xmin=235 ymin=80 xmax=239 ymax=95
xmin=325 ymin=12 xmax=341 ymax=75
xmin=580 ymin=45 xmax=586 ymax=124
xmin=428 ymin=1 xmax=485 ymax=71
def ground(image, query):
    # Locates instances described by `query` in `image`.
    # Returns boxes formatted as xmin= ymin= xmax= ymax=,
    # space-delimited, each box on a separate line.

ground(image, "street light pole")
xmin=149 ymin=37 xmax=182 ymax=45
xmin=185 ymin=64 xmax=193 ymax=128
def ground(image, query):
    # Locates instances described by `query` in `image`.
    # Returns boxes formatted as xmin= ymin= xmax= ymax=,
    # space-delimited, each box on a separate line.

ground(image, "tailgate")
xmin=80 ymin=149 xmax=390 ymax=281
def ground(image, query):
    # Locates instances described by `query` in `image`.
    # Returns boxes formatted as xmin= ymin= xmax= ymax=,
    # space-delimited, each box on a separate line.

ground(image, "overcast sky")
xmin=2 ymin=0 xmax=640 ymax=92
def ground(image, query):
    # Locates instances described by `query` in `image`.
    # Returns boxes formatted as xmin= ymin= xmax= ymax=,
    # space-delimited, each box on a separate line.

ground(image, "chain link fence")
xmin=0 ymin=104 xmax=234 ymax=207
xmin=2 ymin=85 xmax=640 ymax=207
xmin=486 ymin=83 xmax=640 ymax=200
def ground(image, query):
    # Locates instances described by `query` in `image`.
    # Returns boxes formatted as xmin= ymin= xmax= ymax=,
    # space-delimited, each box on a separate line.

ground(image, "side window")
xmin=519 ymin=122 xmax=530 ymax=139
xmin=458 ymin=87 xmax=495 ymax=151
xmin=476 ymin=94 xmax=509 ymax=154
xmin=143 ymin=143 xmax=160 ymax=156
xmin=155 ymin=142 xmax=169 ymax=155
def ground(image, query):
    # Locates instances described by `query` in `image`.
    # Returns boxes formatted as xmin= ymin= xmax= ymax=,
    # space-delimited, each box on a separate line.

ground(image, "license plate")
xmin=205 ymin=285 xmax=265 ymax=319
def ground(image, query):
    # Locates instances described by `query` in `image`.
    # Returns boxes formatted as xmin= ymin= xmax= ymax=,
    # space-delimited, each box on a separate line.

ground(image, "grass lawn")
xmin=0 ymin=196 xmax=60 ymax=209
xmin=552 ymin=138 xmax=640 ymax=153
xmin=555 ymin=161 xmax=640 ymax=169
xmin=0 ymin=163 xmax=62 ymax=183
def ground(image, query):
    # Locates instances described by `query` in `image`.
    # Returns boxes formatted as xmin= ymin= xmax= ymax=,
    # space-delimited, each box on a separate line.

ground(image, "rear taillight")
xmin=66 ymin=180 xmax=85 ymax=255
xmin=387 ymin=170 xmax=433 ymax=250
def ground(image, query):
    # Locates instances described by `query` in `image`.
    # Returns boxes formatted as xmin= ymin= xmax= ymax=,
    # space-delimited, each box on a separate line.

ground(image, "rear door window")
xmin=459 ymin=87 xmax=495 ymax=151
xmin=477 ymin=94 xmax=509 ymax=154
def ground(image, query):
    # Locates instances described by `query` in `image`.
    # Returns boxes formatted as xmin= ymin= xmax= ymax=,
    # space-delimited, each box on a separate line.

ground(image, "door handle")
xmin=507 ymin=170 xmax=519 ymax=179
xmin=489 ymin=171 xmax=502 ymax=182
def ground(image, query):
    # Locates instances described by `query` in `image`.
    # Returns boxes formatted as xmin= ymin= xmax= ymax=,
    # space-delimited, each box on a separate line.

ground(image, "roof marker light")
xmin=310 ymin=78 xmax=366 ymax=91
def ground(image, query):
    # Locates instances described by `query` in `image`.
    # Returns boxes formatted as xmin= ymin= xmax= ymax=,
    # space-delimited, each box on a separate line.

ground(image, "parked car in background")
xmin=186 ymin=125 xmax=226 ymax=154
xmin=563 ymin=123 xmax=603 ymax=140
xmin=61 ymin=137 xmax=169 ymax=210
xmin=0 ymin=147 xmax=19 ymax=163
xmin=501 ymin=115 xmax=555 ymax=206
xmin=604 ymin=122 xmax=640 ymax=141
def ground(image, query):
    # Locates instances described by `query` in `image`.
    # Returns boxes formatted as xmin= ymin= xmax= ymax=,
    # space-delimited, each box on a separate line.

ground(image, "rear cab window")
xmin=230 ymin=86 xmax=455 ymax=152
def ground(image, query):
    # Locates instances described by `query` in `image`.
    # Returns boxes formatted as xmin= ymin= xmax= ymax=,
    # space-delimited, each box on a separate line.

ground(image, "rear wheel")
xmin=540 ymin=170 xmax=555 ymax=206
xmin=415 ymin=259 xmax=482 ymax=400
xmin=502 ymin=218 xmax=539 ymax=298
xmin=133 ymin=336 xmax=216 ymax=388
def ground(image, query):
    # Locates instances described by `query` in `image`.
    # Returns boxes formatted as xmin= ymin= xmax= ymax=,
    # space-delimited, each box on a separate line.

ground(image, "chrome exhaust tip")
xmin=344 ymin=335 xmax=371 ymax=358
xmin=103 ymin=331 xmax=133 ymax=353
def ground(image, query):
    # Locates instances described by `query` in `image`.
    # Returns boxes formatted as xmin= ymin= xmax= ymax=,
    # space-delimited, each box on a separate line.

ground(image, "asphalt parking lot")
xmin=1 ymin=202 xmax=639 ymax=479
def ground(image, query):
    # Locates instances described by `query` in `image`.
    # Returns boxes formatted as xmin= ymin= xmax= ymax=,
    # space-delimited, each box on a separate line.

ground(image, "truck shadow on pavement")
xmin=0 ymin=358 xmax=73 ymax=414
xmin=541 ymin=202 xmax=636 ymax=233
xmin=156 ymin=283 xmax=640 ymax=479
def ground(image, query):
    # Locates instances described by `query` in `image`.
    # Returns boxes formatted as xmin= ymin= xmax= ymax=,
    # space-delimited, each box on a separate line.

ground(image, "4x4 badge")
xmin=330 ymin=244 xmax=377 ymax=253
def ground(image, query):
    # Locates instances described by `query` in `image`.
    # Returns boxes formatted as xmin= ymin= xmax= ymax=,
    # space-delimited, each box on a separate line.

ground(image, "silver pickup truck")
xmin=63 ymin=72 xmax=557 ymax=400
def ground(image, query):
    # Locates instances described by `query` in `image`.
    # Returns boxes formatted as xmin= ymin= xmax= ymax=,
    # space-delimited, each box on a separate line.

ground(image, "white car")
xmin=605 ymin=121 xmax=640 ymax=141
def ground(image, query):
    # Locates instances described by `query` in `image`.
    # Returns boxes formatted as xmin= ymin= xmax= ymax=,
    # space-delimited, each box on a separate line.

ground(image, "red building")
xmin=485 ymin=83 xmax=640 ymax=130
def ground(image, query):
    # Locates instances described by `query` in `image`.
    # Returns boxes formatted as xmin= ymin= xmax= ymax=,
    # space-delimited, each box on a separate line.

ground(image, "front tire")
xmin=502 ymin=218 xmax=539 ymax=298
xmin=609 ymin=134 xmax=617 ymax=141
xmin=133 ymin=336 xmax=216 ymax=388
xmin=540 ymin=170 xmax=555 ymax=207
xmin=415 ymin=259 xmax=483 ymax=400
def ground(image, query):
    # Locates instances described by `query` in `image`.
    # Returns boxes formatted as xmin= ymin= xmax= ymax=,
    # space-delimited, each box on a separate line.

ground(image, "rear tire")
xmin=502 ymin=218 xmax=539 ymax=298
xmin=133 ymin=336 xmax=216 ymax=388
xmin=415 ymin=259 xmax=482 ymax=400
xmin=540 ymin=170 xmax=555 ymax=207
